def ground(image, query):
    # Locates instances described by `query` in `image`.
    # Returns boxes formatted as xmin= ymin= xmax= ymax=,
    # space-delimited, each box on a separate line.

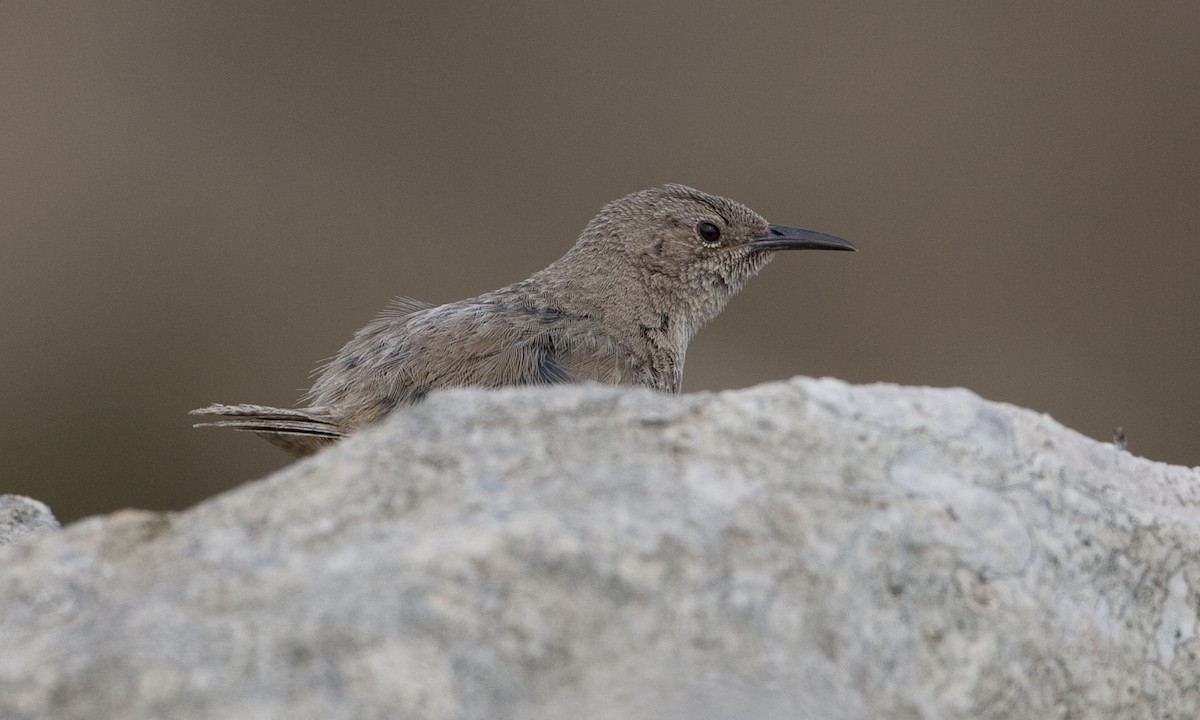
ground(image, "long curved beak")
xmin=748 ymin=224 xmax=856 ymax=252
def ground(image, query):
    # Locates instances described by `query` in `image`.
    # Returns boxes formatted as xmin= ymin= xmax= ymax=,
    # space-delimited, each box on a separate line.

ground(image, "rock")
xmin=0 ymin=378 xmax=1197 ymax=719
xmin=0 ymin=494 xmax=59 ymax=548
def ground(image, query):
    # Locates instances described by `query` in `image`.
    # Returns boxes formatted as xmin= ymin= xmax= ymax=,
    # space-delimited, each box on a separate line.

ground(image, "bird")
xmin=192 ymin=184 xmax=854 ymax=456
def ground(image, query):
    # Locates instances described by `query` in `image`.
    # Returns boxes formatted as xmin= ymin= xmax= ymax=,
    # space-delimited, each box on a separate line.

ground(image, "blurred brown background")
xmin=3 ymin=1 xmax=1197 ymax=523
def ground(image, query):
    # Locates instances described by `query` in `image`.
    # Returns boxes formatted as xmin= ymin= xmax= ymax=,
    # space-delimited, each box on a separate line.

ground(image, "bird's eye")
xmin=696 ymin=221 xmax=721 ymax=244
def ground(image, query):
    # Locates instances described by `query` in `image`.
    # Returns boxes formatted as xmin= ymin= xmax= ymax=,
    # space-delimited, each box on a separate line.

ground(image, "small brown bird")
xmin=192 ymin=184 xmax=854 ymax=456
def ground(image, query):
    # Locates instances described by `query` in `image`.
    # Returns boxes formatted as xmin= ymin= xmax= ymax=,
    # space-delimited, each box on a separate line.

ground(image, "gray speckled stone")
xmin=0 ymin=494 xmax=59 ymax=548
xmin=0 ymin=378 xmax=1197 ymax=719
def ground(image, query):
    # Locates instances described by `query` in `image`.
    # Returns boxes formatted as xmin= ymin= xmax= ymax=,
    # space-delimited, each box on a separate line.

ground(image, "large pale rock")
xmin=1 ymin=378 xmax=1197 ymax=719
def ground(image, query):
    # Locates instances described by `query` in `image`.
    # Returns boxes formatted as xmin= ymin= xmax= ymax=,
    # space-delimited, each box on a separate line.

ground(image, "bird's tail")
xmin=190 ymin=403 xmax=344 ymax=457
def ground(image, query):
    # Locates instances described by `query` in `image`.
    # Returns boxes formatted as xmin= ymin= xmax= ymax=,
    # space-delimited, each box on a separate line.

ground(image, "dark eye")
xmin=696 ymin=221 xmax=721 ymax=244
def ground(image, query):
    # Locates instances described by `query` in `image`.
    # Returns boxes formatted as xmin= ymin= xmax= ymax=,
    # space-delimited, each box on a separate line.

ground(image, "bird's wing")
xmin=305 ymin=300 xmax=651 ymax=425
xmin=401 ymin=305 xmax=647 ymax=389
xmin=533 ymin=325 xmax=646 ymax=387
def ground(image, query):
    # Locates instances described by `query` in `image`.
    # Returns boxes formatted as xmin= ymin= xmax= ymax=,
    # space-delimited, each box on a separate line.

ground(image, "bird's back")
xmin=305 ymin=293 xmax=653 ymax=432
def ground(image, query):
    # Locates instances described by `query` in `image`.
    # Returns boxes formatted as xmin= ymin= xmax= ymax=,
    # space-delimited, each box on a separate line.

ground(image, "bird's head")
xmin=564 ymin=184 xmax=854 ymax=332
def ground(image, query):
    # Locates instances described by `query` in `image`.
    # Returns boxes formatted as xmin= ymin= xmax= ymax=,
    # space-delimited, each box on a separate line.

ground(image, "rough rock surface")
xmin=0 ymin=494 xmax=59 ymax=548
xmin=1 ymin=378 xmax=1197 ymax=719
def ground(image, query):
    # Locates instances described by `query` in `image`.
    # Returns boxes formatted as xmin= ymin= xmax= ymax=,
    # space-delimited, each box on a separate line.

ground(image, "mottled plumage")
xmin=192 ymin=184 xmax=854 ymax=456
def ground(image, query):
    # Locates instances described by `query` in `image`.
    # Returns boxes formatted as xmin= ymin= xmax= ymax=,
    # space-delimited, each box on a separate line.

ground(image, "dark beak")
xmin=748 ymin=224 xmax=856 ymax=252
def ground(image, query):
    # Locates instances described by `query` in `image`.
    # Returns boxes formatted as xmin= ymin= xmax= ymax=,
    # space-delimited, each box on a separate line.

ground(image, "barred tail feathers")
xmin=190 ymin=403 xmax=343 ymax=457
